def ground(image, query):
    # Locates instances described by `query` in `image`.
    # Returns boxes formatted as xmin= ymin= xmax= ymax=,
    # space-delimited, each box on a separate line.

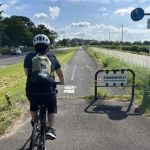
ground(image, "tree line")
xmin=0 ymin=15 xmax=57 ymax=48
xmin=57 ymin=38 xmax=150 ymax=54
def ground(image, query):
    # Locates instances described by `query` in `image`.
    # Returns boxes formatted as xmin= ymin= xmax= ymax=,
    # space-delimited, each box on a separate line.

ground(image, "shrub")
xmin=0 ymin=48 xmax=11 ymax=55
xmin=23 ymin=47 xmax=34 ymax=52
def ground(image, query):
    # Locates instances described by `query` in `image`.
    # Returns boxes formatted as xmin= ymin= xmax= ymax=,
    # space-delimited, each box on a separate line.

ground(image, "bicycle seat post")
xmin=39 ymin=105 xmax=47 ymax=127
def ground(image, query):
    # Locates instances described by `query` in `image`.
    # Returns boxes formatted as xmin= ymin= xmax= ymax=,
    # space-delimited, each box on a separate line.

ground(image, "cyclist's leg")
xmin=47 ymin=93 xmax=57 ymax=128
xmin=46 ymin=94 xmax=57 ymax=139
xmin=30 ymin=111 xmax=38 ymax=122
xmin=26 ymin=94 xmax=39 ymax=124
xmin=48 ymin=113 xmax=56 ymax=127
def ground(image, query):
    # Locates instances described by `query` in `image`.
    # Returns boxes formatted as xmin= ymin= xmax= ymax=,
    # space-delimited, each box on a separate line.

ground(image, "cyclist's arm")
xmin=55 ymin=68 xmax=64 ymax=85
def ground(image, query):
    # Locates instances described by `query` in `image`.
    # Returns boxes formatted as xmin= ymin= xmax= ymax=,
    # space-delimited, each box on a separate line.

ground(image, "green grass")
xmin=52 ymin=48 xmax=77 ymax=65
xmin=85 ymin=46 xmax=150 ymax=117
xmin=0 ymin=47 xmax=77 ymax=135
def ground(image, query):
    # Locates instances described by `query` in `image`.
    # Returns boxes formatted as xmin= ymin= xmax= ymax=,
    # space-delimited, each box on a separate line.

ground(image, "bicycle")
xmin=29 ymin=82 xmax=59 ymax=150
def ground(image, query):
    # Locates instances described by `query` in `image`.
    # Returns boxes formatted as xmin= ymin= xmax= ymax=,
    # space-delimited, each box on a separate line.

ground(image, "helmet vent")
xmin=33 ymin=34 xmax=50 ymax=46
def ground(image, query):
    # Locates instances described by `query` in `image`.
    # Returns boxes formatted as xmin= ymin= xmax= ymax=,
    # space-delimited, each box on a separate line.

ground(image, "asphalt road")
xmin=0 ymin=47 xmax=150 ymax=150
xmin=0 ymin=54 xmax=26 ymax=67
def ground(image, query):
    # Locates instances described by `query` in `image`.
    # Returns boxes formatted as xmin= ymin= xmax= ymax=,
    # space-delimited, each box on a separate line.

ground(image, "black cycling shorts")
xmin=26 ymin=93 xmax=57 ymax=113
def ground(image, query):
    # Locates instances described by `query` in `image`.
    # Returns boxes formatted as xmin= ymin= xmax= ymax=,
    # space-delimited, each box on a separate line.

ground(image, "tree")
xmin=0 ymin=3 xmax=3 ymax=20
xmin=2 ymin=16 xmax=33 ymax=47
xmin=0 ymin=3 xmax=4 ymax=46
xmin=59 ymin=38 xmax=70 ymax=46
xmin=15 ymin=16 xmax=35 ymax=28
xmin=0 ymin=14 xmax=58 ymax=48
xmin=49 ymin=30 xmax=58 ymax=45
xmin=143 ymin=41 xmax=150 ymax=45
xmin=0 ymin=22 xmax=6 ymax=46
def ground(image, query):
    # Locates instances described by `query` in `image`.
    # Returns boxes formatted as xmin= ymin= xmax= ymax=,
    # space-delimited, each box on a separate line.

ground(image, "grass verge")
xmin=85 ymin=46 xmax=150 ymax=117
xmin=0 ymin=47 xmax=77 ymax=135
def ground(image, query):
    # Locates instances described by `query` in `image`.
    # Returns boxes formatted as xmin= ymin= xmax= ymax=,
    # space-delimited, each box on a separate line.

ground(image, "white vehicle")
xmin=11 ymin=48 xmax=22 ymax=55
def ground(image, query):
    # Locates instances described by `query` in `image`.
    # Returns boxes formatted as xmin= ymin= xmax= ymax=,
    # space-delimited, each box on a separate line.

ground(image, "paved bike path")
xmin=0 ymin=47 xmax=150 ymax=150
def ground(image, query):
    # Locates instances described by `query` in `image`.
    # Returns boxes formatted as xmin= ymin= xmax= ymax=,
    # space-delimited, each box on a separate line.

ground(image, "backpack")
xmin=31 ymin=54 xmax=55 ymax=85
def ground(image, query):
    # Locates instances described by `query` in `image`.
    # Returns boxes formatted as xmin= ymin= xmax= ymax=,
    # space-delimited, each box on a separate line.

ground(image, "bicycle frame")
xmin=29 ymin=105 xmax=48 ymax=150
xmin=38 ymin=105 xmax=47 ymax=149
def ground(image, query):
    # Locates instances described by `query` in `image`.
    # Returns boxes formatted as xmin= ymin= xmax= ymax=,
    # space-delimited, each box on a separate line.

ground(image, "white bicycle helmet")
xmin=33 ymin=34 xmax=50 ymax=46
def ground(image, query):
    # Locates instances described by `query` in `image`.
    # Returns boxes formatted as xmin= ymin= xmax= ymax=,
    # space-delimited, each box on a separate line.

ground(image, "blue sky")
xmin=1 ymin=0 xmax=150 ymax=42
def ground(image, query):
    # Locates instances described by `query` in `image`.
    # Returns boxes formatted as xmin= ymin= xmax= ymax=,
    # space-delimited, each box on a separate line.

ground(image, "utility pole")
xmin=121 ymin=24 xmax=124 ymax=42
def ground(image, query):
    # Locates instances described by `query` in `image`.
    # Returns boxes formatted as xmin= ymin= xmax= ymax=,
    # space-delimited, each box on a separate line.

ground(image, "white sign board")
xmin=100 ymin=73 xmax=127 ymax=86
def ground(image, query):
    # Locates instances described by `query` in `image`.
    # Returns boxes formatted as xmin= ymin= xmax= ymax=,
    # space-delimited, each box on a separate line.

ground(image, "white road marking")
xmin=71 ymin=65 xmax=76 ymax=81
xmin=63 ymin=85 xmax=76 ymax=93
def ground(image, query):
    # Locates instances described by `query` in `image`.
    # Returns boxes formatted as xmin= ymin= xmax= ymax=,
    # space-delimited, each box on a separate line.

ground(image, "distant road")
xmin=0 ymin=48 xmax=71 ymax=67
xmin=0 ymin=54 xmax=26 ymax=67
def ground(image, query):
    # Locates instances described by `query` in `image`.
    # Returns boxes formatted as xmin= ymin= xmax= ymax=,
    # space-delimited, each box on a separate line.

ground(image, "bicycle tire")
xmin=37 ymin=125 xmax=46 ymax=150
xmin=30 ymin=105 xmax=48 ymax=150
xmin=29 ymin=120 xmax=40 ymax=150
xmin=36 ymin=108 xmax=47 ymax=150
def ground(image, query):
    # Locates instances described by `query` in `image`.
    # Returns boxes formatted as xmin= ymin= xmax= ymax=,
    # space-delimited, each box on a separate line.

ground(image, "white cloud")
xmin=1 ymin=13 xmax=10 ymax=18
xmin=49 ymin=6 xmax=60 ymax=19
xmin=33 ymin=6 xmax=60 ymax=20
xmin=0 ymin=4 xmax=9 ymax=11
xmin=0 ymin=0 xmax=18 ymax=11
xmin=57 ymin=22 xmax=150 ymax=42
xmin=33 ymin=13 xmax=49 ymax=19
xmin=145 ymin=6 xmax=150 ymax=13
xmin=0 ymin=1 xmax=25 ymax=17
xmin=114 ymin=7 xmax=134 ymax=16
xmin=70 ymin=21 xmax=90 ymax=27
xmin=137 ymin=23 xmax=147 ymax=28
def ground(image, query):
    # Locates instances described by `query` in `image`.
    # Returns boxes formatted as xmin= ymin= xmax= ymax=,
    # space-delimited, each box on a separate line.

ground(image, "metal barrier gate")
xmin=85 ymin=69 xmax=135 ymax=113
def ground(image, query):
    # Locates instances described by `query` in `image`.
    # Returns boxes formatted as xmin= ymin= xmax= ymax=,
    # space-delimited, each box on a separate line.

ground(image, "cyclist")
xmin=24 ymin=34 xmax=64 ymax=140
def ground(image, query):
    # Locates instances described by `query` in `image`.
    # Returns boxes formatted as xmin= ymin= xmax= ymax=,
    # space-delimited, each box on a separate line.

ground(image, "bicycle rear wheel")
xmin=29 ymin=120 xmax=40 ymax=150
xmin=37 ymin=126 xmax=46 ymax=150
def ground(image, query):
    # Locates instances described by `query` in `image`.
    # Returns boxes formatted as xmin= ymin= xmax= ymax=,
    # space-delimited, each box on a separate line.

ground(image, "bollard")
xmin=5 ymin=94 xmax=12 ymax=108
